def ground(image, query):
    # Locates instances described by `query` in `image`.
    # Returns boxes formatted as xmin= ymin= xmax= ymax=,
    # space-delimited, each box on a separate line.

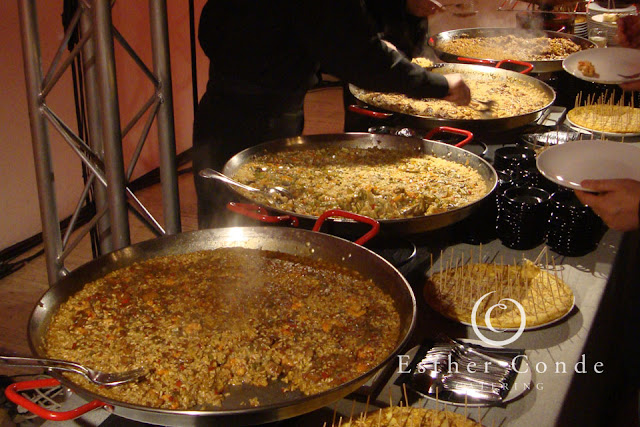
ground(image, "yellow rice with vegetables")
xmin=45 ymin=248 xmax=401 ymax=409
xmin=231 ymin=146 xmax=488 ymax=219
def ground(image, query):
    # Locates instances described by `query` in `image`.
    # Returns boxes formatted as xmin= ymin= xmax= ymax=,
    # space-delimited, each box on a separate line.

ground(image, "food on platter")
xmin=341 ymin=406 xmax=483 ymax=427
xmin=568 ymin=93 xmax=640 ymax=134
xmin=45 ymin=248 xmax=401 ymax=409
xmin=232 ymin=146 xmax=488 ymax=219
xmin=436 ymin=34 xmax=583 ymax=61
xmin=577 ymin=60 xmax=598 ymax=78
xmin=424 ymin=254 xmax=574 ymax=329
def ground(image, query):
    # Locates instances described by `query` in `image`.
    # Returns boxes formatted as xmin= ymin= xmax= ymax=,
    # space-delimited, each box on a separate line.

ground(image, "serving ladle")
xmin=1 ymin=355 xmax=147 ymax=387
xmin=199 ymin=168 xmax=292 ymax=200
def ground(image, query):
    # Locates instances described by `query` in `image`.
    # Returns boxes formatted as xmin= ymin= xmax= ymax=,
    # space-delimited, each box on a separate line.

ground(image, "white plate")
xmin=563 ymin=47 xmax=640 ymax=84
xmin=536 ymin=139 xmax=640 ymax=191
xmin=565 ymin=115 xmax=640 ymax=138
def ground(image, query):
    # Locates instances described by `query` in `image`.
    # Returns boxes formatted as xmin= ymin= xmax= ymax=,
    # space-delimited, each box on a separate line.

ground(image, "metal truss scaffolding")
xmin=17 ymin=0 xmax=181 ymax=285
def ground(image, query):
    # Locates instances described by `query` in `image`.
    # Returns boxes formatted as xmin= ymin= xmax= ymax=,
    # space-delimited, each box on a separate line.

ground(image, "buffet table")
xmin=35 ymin=140 xmax=640 ymax=426
xmin=37 ymin=223 xmax=634 ymax=427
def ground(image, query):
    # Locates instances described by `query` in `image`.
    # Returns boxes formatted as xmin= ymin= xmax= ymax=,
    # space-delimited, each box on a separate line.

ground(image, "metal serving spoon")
xmin=199 ymin=168 xmax=292 ymax=199
xmin=1 ymin=355 xmax=147 ymax=386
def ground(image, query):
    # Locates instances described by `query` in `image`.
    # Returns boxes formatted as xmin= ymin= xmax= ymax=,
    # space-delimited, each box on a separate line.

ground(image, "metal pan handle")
xmin=226 ymin=202 xmax=300 ymax=227
xmin=456 ymin=57 xmax=498 ymax=66
xmin=347 ymin=104 xmax=393 ymax=120
xmin=495 ymin=60 xmax=534 ymax=74
xmin=424 ymin=126 xmax=473 ymax=148
xmin=312 ymin=209 xmax=380 ymax=246
xmin=4 ymin=378 xmax=111 ymax=421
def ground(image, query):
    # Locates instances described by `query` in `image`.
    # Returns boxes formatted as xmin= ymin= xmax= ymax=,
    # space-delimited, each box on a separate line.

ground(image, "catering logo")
xmin=471 ymin=291 xmax=526 ymax=347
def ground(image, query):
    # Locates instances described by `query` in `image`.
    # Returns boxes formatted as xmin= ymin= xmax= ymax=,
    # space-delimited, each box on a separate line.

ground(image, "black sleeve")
xmin=364 ymin=0 xmax=429 ymax=57
xmin=289 ymin=0 xmax=448 ymax=99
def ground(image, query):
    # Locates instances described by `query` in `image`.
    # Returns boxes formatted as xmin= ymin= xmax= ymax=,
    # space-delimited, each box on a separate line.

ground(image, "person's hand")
xmin=443 ymin=74 xmax=471 ymax=106
xmin=406 ymin=0 xmax=445 ymax=17
xmin=616 ymin=16 xmax=640 ymax=91
xmin=574 ymin=179 xmax=640 ymax=232
xmin=617 ymin=15 xmax=640 ymax=49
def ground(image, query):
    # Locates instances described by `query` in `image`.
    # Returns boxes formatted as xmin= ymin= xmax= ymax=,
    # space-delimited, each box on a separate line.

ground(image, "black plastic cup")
xmin=493 ymin=146 xmax=537 ymax=172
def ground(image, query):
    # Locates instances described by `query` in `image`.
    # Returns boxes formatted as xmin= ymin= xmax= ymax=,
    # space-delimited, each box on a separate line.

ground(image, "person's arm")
xmin=574 ymin=179 xmax=640 ymax=232
xmin=289 ymin=0 xmax=465 ymax=103
xmin=617 ymin=15 xmax=640 ymax=91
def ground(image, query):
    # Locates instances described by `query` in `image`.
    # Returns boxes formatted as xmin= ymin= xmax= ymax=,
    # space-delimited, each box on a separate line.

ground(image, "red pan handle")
xmin=312 ymin=209 xmax=380 ymax=246
xmin=424 ymin=126 xmax=473 ymax=148
xmin=226 ymin=202 xmax=300 ymax=227
xmin=495 ymin=59 xmax=534 ymax=74
xmin=456 ymin=57 xmax=497 ymax=65
xmin=347 ymin=105 xmax=393 ymax=119
xmin=5 ymin=378 xmax=111 ymax=421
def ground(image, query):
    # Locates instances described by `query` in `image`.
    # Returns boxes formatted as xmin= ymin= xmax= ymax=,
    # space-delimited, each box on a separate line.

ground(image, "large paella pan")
xmin=428 ymin=27 xmax=596 ymax=73
xmin=220 ymin=133 xmax=498 ymax=235
xmin=8 ymin=227 xmax=416 ymax=426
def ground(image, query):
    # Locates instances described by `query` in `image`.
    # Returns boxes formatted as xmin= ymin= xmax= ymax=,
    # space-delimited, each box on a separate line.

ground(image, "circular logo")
xmin=471 ymin=291 xmax=526 ymax=347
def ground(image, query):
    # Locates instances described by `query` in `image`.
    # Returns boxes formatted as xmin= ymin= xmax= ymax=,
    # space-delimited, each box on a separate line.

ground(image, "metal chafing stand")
xmin=17 ymin=0 xmax=181 ymax=285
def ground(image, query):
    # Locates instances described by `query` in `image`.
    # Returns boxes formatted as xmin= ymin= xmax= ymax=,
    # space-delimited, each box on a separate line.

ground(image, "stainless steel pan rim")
xmin=222 ymin=133 xmax=498 ymax=235
xmin=27 ymin=227 xmax=417 ymax=426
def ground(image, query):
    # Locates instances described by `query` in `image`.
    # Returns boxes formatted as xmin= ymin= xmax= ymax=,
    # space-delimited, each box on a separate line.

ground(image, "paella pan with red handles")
xmin=7 ymin=226 xmax=416 ymax=426
xmin=221 ymin=132 xmax=498 ymax=235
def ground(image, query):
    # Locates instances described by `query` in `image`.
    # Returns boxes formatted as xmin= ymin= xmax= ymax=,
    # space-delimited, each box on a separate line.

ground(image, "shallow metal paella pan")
xmin=428 ymin=27 xmax=596 ymax=73
xmin=8 ymin=227 xmax=416 ymax=426
xmin=221 ymin=133 xmax=497 ymax=235
xmin=348 ymin=63 xmax=556 ymax=134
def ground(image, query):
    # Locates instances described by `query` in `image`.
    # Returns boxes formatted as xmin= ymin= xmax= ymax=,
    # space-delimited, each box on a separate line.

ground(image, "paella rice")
xmin=436 ymin=34 xmax=583 ymax=61
xmin=45 ymin=248 xmax=402 ymax=409
xmin=231 ymin=146 xmax=488 ymax=219
xmin=352 ymin=67 xmax=551 ymax=121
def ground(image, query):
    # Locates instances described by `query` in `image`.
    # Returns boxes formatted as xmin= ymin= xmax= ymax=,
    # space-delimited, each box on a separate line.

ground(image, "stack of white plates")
xmin=586 ymin=2 xmax=638 ymax=46
xmin=574 ymin=15 xmax=588 ymax=38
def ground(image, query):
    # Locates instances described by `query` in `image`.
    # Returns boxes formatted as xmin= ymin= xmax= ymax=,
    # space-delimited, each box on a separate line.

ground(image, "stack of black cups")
xmin=492 ymin=146 xmax=550 ymax=250
xmin=491 ymin=145 xmax=603 ymax=255
xmin=496 ymin=186 xmax=551 ymax=250
xmin=546 ymin=190 xmax=604 ymax=256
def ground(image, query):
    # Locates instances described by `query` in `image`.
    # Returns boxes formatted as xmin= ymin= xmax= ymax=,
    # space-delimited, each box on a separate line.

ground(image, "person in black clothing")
xmin=193 ymin=0 xmax=469 ymax=229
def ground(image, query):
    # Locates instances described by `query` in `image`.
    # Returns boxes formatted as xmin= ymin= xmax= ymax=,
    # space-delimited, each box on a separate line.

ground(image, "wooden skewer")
xmin=363 ymin=395 xmax=371 ymax=421
xmin=349 ymin=399 xmax=356 ymax=424
xmin=377 ymin=408 xmax=383 ymax=427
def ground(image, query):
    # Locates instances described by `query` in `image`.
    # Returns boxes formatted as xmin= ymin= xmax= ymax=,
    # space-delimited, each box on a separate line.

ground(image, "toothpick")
xmin=363 ymin=395 xmax=370 ymax=421
xmin=403 ymin=383 xmax=409 ymax=407
xmin=349 ymin=399 xmax=356 ymax=424
xmin=464 ymin=393 xmax=468 ymax=419
xmin=377 ymin=408 xmax=382 ymax=427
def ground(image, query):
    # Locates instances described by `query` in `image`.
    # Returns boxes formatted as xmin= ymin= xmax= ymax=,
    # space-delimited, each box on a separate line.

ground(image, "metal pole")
xmin=17 ymin=0 xmax=64 ymax=285
xmin=149 ymin=0 xmax=181 ymax=235
xmin=80 ymin=4 xmax=113 ymax=254
xmin=93 ymin=0 xmax=130 ymax=249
